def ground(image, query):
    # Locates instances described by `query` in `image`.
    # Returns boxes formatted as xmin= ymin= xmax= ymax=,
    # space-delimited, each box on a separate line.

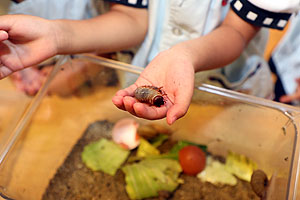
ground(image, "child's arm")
xmin=112 ymin=8 xmax=261 ymax=125
xmin=171 ymin=9 xmax=259 ymax=73
xmin=55 ymin=4 xmax=148 ymax=54
xmin=0 ymin=3 xmax=148 ymax=78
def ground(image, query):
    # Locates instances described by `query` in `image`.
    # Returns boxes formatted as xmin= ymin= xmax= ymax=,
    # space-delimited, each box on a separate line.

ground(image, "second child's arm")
xmin=55 ymin=4 xmax=148 ymax=54
xmin=0 ymin=3 xmax=148 ymax=78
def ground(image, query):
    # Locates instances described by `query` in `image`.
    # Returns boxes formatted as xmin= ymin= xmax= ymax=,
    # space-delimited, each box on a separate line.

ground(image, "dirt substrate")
xmin=42 ymin=120 xmax=260 ymax=200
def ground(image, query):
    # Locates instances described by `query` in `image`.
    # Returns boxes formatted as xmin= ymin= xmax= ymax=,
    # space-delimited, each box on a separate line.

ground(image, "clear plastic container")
xmin=0 ymin=89 xmax=30 ymax=163
xmin=0 ymin=54 xmax=299 ymax=200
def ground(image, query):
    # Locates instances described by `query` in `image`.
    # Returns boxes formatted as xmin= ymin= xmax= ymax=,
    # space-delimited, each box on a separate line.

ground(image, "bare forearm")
xmin=170 ymin=9 xmax=259 ymax=72
xmin=178 ymin=26 xmax=249 ymax=71
xmin=53 ymin=5 xmax=148 ymax=54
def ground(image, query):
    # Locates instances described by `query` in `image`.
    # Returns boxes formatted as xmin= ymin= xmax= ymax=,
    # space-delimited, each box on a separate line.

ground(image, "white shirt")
xmin=9 ymin=0 xmax=97 ymax=20
xmin=248 ymin=0 xmax=300 ymax=13
xmin=129 ymin=0 xmax=274 ymax=99
xmin=272 ymin=15 xmax=300 ymax=101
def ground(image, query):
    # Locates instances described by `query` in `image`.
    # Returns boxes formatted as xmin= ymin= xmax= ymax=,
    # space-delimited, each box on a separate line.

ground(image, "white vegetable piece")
xmin=112 ymin=118 xmax=140 ymax=150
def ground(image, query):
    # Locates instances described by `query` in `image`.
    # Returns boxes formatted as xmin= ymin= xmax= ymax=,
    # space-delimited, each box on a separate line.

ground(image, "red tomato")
xmin=178 ymin=145 xmax=206 ymax=176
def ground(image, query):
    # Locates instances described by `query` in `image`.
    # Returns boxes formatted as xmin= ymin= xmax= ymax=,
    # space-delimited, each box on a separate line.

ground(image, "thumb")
xmin=166 ymin=103 xmax=189 ymax=125
xmin=166 ymin=90 xmax=193 ymax=125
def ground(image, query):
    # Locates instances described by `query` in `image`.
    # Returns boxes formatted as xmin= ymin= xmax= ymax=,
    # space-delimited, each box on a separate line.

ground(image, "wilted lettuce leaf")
xmin=122 ymin=158 xmax=182 ymax=199
xmin=197 ymin=156 xmax=237 ymax=186
xmin=198 ymin=152 xmax=257 ymax=186
xmin=136 ymin=138 xmax=160 ymax=158
xmin=225 ymin=151 xmax=257 ymax=182
xmin=81 ymin=138 xmax=130 ymax=175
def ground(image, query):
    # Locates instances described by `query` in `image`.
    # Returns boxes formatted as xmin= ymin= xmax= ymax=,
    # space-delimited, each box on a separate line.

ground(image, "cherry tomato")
xmin=178 ymin=145 xmax=206 ymax=176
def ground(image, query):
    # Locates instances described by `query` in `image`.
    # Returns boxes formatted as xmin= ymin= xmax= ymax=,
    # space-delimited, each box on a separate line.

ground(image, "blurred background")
xmin=0 ymin=0 xmax=289 ymax=98
xmin=0 ymin=0 xmax=10 ymax=15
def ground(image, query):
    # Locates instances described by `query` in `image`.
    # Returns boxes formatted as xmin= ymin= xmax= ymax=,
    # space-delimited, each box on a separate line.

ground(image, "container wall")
xmin=171 ymin=89 xmax=297 ymax=200
xmin=0 ymin=91 xmax=30 ymax=157
xmin=0 ymin=55 xmax=299 ymax=200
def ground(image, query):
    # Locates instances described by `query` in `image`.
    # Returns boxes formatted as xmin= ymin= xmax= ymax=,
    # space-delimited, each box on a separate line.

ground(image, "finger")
xmin=279 ymin=93 xmax=300 ymax=103
xmin=0 ymin=65 xmax=13 ymax=79
xmin=28 ymin=79 xmax=42 ymax=95
xmin=0 ymin=30 xmax=8 ymax=41
xmin=10 ymin=71 xmax=22 ymax=80
xmin=26 ymin=85 xmax=39 ymax=96
xmin=166 ymin=91 xmax=193 ymax=125
xmin=133 ymin=102 xmax=168 ymax=120
xmin=115 ymin=84 xmax=137 ymax=97
xmin=123 ymin=96 xmax=138 ymax=116
xmin=166 ymin=103 xmax=189 ymax=125
xmin=112 ymin=95 xmax=126 ymax=110
xmin=113 ymin=84 xmax=138 ymax=111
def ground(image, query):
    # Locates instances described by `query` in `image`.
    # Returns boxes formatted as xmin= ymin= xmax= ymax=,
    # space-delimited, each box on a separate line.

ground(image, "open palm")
xmin=112 ymin=50 xmax=195 ymax=125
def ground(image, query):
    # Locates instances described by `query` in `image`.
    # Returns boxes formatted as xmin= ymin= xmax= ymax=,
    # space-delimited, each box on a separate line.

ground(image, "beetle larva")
xmin=134 ymin=86 xmax=166 ymax=107
xmin=250 ymin=169 xmax=269 ymax=198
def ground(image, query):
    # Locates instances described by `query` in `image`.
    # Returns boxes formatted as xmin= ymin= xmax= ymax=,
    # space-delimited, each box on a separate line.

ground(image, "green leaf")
xmin=122 ymin=158 xmax=182 ymax=199
xmin=162 ymin=140 xmax=207 ymax=160
xmin=81 ymin=138 xmax=130 ymax=176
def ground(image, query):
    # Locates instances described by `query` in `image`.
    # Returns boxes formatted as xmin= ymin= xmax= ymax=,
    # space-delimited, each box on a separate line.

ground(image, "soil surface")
xmin=42 ymin=120 xmax=260 ymax=200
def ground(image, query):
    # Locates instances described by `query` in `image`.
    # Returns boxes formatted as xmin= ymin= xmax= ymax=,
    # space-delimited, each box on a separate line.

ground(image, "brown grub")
xmin=134 ymin=86 xmax=166 ymax=107
xmin=250 ymin=169 xmax=269 ymax=198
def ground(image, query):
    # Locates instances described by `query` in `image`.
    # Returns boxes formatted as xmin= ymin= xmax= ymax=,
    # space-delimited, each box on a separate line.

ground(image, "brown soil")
xmin=42 ymin=120 xmax=260 ymax=200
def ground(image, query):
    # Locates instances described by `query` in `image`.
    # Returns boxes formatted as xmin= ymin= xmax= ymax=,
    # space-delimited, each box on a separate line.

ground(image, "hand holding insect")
xmin=134 ymin=86 xmax=166 ymax=107
xmin=112 ymin=48 xmax=195 ymax=125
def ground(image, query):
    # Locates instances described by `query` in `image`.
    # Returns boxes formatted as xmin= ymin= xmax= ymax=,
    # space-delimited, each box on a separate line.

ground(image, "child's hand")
xmin=10 ymin=67 xmax=46 ymax=96
xmin=112 ymin=48 xmax=195 ymax=125
xmin=279 ymin=78 xmax=300 ymax=103
xmin=0 ymin=15 xmax=59 ymax=79
xmin=44 ymin=59 xmax=103 ymax=96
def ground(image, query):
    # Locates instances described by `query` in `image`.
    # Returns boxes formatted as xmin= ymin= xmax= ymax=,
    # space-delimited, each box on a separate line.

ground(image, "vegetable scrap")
xmin=43 ymin=120 xmax=262 ymax=200
xmin=225 ymin=151 xmax=257 ymax=182
xmin=198 ymin=152 xmax=258 ymax=186
xmin=80 ymin=119 xmax=263 ymax=199
xmin=81 ymin=138 xmax=130 ymax=176
xmin=112 ymin=118 xmax=140 ymax=150
xmin=179 ymin=145 xmax=206 ymax=176
xmin=122 ymin=158 xmax=182 ymax=199
xmin=136 ymin=138 xmax=160 ymax=158
xmin=197 ymin=156 xmax=237 ymax=186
